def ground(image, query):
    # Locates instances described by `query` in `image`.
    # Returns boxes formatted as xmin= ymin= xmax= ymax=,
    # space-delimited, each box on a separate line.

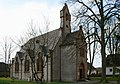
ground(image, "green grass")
xmin=0 ymin=78 xmax=69 ymax=84
xmin=0 ymin=78 xmax=37 ymax=84
xmin=91 ymin=76 xmax=119 ymax=81
xmin=0 ymin=77 xmax=118 ymax=84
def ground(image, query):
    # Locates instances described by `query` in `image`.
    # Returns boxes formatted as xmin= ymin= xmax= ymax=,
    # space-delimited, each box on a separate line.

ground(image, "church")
xmin=10 ymin=3 xmax=87 ymax=82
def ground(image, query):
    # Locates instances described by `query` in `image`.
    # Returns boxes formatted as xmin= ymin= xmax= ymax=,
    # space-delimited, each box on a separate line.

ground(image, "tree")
xmin=66 ymin=0 xmax=120 ymax=82
xmin=25 ymin=19 xmax=50 ymax=83
xmin=0 ymin=37 xmax=15 ymax=77
xmin=87 ymin=23 xmax=99 ymax=79
xmin=106 ymin=16 xmax=120 ymax=55
xmin=13 ymin=18 xmax=57 ymax=83
xmin=11 ymin=19 xmax=48 ymax=83
xmin=1 ymin=37 xmax=15 ymax=64
xmin=23 ymin=19 xmax=58 ymax=83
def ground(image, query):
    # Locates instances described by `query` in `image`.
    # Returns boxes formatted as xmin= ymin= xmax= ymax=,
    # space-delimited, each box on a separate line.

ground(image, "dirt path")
xmin=70 ymin=80 xmax=117 ymax=84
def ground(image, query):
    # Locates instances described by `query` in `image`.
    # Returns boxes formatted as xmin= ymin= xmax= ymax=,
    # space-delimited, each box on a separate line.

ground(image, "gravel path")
xmin=69 ymin=80 xmax=117 ymax=84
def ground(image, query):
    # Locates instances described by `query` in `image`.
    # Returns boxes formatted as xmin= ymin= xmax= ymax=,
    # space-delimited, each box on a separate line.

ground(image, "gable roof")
xmin=61 ymin=31 xmax=79 ymax=46
xmin=106 ymin=54 xmax=120 ymax=67
xmin=61 ymin=27 xmax=86 ymax=46
xmin=23 ymin=28 xmax=61 ymax=51
xmin=17 ymin=52 xmax=24 ymax=60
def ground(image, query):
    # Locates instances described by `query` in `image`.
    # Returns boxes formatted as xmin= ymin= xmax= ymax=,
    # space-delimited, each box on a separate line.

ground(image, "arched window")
xmin=37 ymin=53 xmax=43 ymax=72
xmin=24 ymin=55 xmax=29 ymax=72
xmin=15 ymin=57 xmax=19 ymax=72
xmin=66 ymin=13 xmax=70 ymax=21
xmin=66 ymin=13 xmax=68 ymax=21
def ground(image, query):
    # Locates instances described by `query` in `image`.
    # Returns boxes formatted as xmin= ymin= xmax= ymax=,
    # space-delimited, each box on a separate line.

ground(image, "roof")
xmin=17 ymin=52 xmax=24 ymax=60
xmin=0 ymin=62 xmax=9 ymax=72
xmin=61 ymin=31 xmax=79 ymax=46
xmin=0 ymin=62 xmax=5 ymax=64
xmin=23 ymin=28 xmax=61 ymax=50
xmin=106 ymin=54 xmax=120 ymax=67
xmin=61 ymin=27 xmax=86 ymax=46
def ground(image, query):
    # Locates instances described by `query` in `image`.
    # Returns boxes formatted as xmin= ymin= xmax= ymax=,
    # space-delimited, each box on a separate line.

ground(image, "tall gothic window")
xmin=15 ymin=57 xmax=19 ymax=72
xmin=37 ymin=53 xmax=42 ymax=72
xmin=24 ymin=55 xmax=29 ymax=72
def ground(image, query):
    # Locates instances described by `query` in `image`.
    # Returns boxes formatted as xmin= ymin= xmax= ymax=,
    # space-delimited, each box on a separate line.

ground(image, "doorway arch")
xmin=77 ymin=63 xmax=85 ymax=80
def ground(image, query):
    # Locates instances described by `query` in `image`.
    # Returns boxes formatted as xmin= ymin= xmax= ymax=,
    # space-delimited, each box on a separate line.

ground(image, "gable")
xmin=61 ymin=28 xmax=86 ymax=46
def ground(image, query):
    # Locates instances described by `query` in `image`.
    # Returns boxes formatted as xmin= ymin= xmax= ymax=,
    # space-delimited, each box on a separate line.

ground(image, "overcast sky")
xmin=0 ymin=0 xmax=102 ymax=68
xmin=0 ymin=0 xmax=64 ymax=38
xmin=0 ymin=0 xmax=64 ymax=63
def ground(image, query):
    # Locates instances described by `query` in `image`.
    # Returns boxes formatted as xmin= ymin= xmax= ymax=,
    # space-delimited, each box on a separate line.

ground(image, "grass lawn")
xmin=0 ymin=77 xmax=119 ymax=84
xmin=0 ymin=78 xmax=37 ymax=84
xmin=91 ymin=76 xmax=118 ymax=81
xmin=0 ymin=78 xmax=69 ymax=84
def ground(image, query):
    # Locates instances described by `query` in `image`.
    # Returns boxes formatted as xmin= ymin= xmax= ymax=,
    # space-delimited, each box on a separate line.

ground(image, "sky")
xmin=0 ymin=0 xmax=102 ymax=68
xmin=0 ymin=0 xmax=64 ymax=62
xmin=0 ymin=0 xmax=64 ymax=38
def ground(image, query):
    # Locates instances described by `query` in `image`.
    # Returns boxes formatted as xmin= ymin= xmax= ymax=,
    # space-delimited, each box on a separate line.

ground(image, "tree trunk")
xmin=101 ymin=41 xmax=107 ymax=82
xmin=88 ymin=28 xmax=92 ymax=79
xmin=100 ymin=0 xmax=107 ymax=82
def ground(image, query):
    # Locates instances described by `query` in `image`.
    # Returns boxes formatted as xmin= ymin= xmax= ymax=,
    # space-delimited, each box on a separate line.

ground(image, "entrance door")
xmin=77 ymin=63 xmax=85 ymax=80
xmin=80 ymin=69 xmax=82 ymax=79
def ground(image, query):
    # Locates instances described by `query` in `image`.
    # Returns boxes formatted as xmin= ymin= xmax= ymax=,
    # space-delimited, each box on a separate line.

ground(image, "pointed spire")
xmin=65 ymin=3 xmax=67 ymax=6
xmin=62 ymin=3 xmax=68 ymax=11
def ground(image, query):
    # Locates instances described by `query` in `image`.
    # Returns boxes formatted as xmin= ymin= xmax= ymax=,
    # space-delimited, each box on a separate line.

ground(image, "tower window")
xmin=66 ymin=13 xmax=68 ymax=21
xmin=66 ymin=25 xmax=68 ymax=28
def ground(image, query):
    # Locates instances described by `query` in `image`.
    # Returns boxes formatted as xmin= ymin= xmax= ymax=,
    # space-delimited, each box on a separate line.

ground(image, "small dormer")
xmin=60 ymin=3 xmax=71 ymax=39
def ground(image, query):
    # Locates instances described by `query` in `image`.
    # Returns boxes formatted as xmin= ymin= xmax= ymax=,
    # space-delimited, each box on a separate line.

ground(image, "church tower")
xmin=60 ymin=3 xmax=71 ymax=40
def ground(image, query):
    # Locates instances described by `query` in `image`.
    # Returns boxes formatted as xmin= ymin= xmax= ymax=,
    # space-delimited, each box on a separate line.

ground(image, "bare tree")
xmin=1 ymin=37 xmax=15 ymax=64
xmin=16 ymin=18 xmax=58 ymax=83
xmin=66 ymin=0 xmax=120 ymax=82
xmin=87 ymin=23 xmax=99 ymax=79
xmin=25 ymin=21 xmax=58 ymax=83
xmin=0 ymin=37 xmax=15 ymax=77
